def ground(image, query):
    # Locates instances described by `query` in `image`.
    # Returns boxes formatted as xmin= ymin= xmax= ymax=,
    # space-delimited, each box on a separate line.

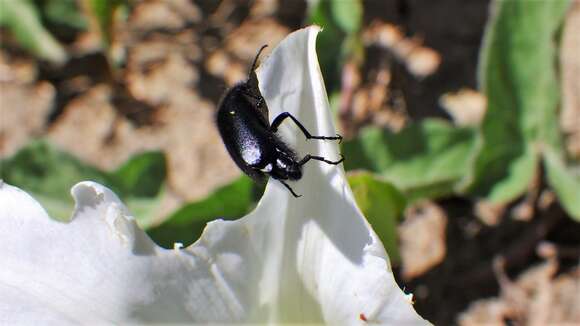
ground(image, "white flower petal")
xmin=250 ymin=26 xmax=426 ymax=324
xmin=0 ymin=180 xmax=253 ymax=323
xmin=0 ymin=26 xmax=428 ymax=325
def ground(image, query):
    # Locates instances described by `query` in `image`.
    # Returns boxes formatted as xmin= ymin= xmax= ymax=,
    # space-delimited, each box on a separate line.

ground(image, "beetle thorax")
xmin=268 ymin=149 xmax=302 ymax=181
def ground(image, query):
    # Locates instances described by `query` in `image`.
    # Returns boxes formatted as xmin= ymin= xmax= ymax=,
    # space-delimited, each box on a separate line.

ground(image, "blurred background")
xmin=1 ymin=0 xmax=579 ymax=324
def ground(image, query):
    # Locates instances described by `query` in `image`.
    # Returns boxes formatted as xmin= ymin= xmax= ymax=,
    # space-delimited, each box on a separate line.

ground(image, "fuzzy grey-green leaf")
xmin=466 ymin=0 xmax=571 ymax=203
xmin=343 ymin=119 xmax=477 ymax=201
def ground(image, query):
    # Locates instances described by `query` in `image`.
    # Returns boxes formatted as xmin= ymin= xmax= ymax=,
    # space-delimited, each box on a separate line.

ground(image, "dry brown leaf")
xmin=538 ymin=190 xmax=556 ymax=211
xmin=0 ymin=52 xmax=37 ymax=84
xmin=205 ymin=50 xmax=246 ymax=87
xmin=205 ymin=49 xmax=230 ymax=78
xmin=399 ymin=201 xmax=448 ymax=280
xmin=549 ymin=268 xmax=580 ymax=322
xmin=511 ymin=169 xmax=541 ymax=222
xmin=459 ymin=258 xmax=580 ymax=325
xmin=204 ymin=19 xmax=288 ymax=86
xmin=127 ymin=52 xmax=198 ymax=105
xmin=250 ymin=0 xmax=279 ymax=18
xmin=0 ymin=82 xmax=54 ymax=158
xmin=47 ymin=85 xmax=128 ymax=168
xmin=130 ymin=0 xmax=200 ymax=32
xmin=363 ymin=21 xmax=441 ymax=78
xmin=457 ymin=298 xmax=511 ymax=326
xmin=439 ymin=88 xmax=487 ymax=127
xmin=351 ymin=89 xmax=369 ymax=123
xmin=225 ymin=19 xmax=289 ymax=61
xmin=372 ymin=109 xmax=407 ymax=132
xmin=0 ymin=51 xmax=54 ymax=157
xmin=474 ymin=200 xmax=506 ymax=226
xmin=363 ymin=22 xmax=403 ymax=48
xmin=406 ymin=46 xmax=441 ymax=78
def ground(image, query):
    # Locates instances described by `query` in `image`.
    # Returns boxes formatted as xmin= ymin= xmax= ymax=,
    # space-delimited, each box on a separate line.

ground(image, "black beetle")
xmin=216 ymin=45 xmax=344 ymax=198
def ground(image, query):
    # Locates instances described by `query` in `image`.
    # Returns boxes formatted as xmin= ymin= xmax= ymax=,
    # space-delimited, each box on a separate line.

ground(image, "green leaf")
xmin=330 ymin=0 xmax=362 ymax=34
xmin=112 ymin=151 xmax=165 ymax=197
xmin=348 ymin=172 xmax=406 ymax=264
xmin=111 ymin=151 xmax=166 ymax=228
xmin=545 ymin=150 xmax=580 ymax=220
xmin=42 ymin=0 xmax=87 ymax=31
xmin=343 ymin=119 xmax=478 ymax=201
xmin=0 ymin=140 xmax=165 ymax=226
xmin=147 ymin=176 xmax=255 ymax=249
xmin=307 ymin=1 xmax=364 ymax=93
xmin=0 ymin=0 xmax=66 ymax=63
xmin=308 ymin=0 xmax=346 ymax=93
xmin=542 ymin=0 xmax=580 ymax=221
xmin=467 ymin=0 xmax=571 ymax=203
xmin=0 ymin=141 xmax=112 ymax=217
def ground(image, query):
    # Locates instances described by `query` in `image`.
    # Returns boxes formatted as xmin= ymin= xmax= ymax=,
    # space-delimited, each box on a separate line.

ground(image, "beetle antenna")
xmin=250 ymin=44 xmax=268 ymax=76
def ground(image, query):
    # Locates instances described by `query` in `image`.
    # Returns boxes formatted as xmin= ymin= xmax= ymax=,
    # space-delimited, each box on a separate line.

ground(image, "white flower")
xmin=0 ymin=26 xmax=428 ymax=325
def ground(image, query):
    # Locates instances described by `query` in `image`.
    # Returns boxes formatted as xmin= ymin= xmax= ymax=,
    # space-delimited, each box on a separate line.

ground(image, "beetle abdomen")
xmin=216 ymin=91 xmax=274 ymax=180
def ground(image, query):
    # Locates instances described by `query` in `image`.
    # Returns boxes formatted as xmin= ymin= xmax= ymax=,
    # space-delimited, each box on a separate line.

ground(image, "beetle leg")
xmin=279 ymin=180 xmax=301 ymax=198
xmin=297 ymin=154 xmax=344 ymax=166
xmin=270 ymin=112 xmax=343 ymax=143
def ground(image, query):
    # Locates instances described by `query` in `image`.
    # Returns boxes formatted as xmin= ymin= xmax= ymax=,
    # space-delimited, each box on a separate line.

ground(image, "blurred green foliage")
xmin=343 ymin=120 xmax=478 ymax=202
xmin=0 ymin=141 xmax=166 ymax=227
xmin=467 ymin=0 xmax=571 ymax=200
xmin=469 ymin=0 xmax=578 ymax=219
xmin=329 ymin=0 xmax=362 ymax=35
xmin=148 ymin=176 xmax=256 ymax=249
xmin=0 ymin=0 xmax=124 ymax=63
xmin=0 ymin=0 xmax=67 ymax=63
xmin=41 ymin=0 xmax=88 ymax=31
xmin=545 ymin=151 xmax=580 ymax=219
xmin=349 ymin=172 xmax=405 ymax=263
xmin=308 ymin=0 xmax=364 ymax=93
